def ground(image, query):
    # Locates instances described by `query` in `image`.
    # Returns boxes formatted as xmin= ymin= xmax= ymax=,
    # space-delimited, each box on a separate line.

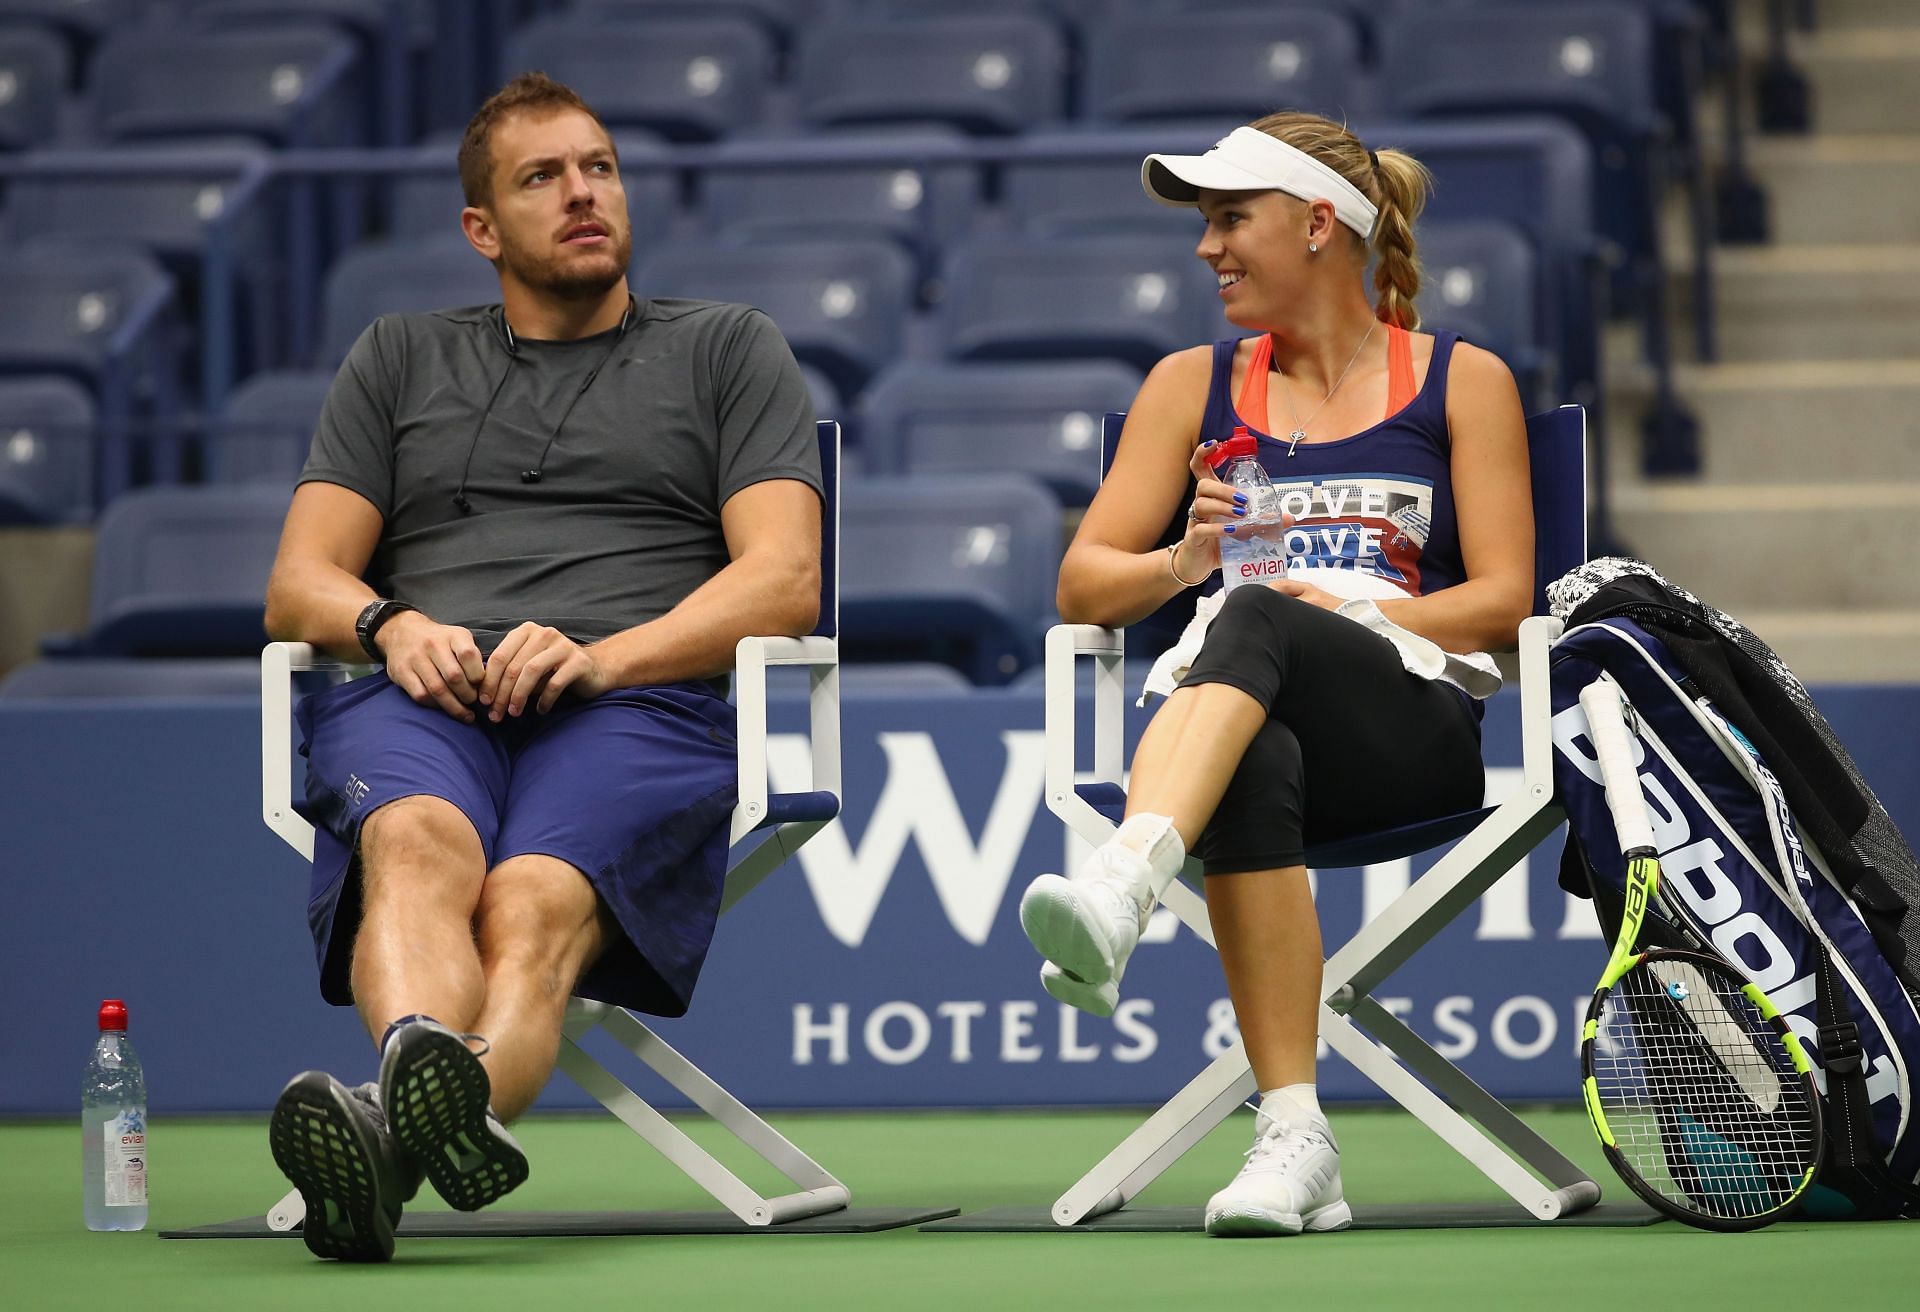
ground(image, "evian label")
xmin=104 ymin=1109 xmax=147 ymax=1206
xmin=1236 ymin=556 xmax=1287 ymax=580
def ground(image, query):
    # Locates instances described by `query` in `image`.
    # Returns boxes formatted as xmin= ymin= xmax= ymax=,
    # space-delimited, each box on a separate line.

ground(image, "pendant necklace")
xmin=1276 ymin=320 xmax=1377 ymax=456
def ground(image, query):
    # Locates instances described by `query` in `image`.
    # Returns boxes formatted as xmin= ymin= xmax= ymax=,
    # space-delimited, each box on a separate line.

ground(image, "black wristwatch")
xmin=355 ymin=599 xmax=417 ymax=662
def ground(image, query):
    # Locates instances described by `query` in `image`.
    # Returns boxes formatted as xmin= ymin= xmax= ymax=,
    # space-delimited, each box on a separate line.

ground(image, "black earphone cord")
xmin=451 ymin=300 xmax=633 ymax=515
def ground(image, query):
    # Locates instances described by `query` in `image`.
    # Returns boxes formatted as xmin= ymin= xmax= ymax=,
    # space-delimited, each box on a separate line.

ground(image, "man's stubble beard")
xmin=499 ymin=227 xmax=632 ymax=302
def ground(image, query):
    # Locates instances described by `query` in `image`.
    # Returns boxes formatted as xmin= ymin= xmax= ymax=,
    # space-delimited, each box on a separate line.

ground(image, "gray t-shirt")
xmin=301 ymin=297 xmax=821 ymax=655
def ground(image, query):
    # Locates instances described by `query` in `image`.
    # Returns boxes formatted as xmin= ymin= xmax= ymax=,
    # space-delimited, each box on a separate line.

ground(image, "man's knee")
xmin=360 ymin=795 xmax=485 ymax=903
xmin=475 ymin=856 xmax=609 ymax=982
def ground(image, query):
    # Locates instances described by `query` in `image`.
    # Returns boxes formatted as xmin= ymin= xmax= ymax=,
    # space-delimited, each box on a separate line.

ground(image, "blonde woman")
xmin=1018 ymin=112 xmax=1535 ymax=1237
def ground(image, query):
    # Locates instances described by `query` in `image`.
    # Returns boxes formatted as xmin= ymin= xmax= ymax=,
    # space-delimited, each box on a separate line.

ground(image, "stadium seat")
xmin=1160 ymin=0 xmax=1381 ymax=62
xmin=1081 ymin=9 xmax=1366 ymax=125
xmin=699 ymin=129 xmax=979 ymax=274
xmin=179 ymin=0 xmax=417 ymax=145
xmin=631 ymin=236 xmax=915 ymax=396
xmin=1000 ymin=126 xmax=1220 ymax=238
xmin=48 ymin=483 xmax=289 ymax=658
xmin=385 ymin=130 xmax=678 ymax=253
xmin=1413 ymin=218 xmax=1549 ymax=406
xmin=795 ymin=14 xmax=1068 ymax=135
xmin=797 ymin=363 xmax=842 ymax=428
xmin=204 ymin=369 xmax=334 ymax=486
xmin=572 ymin=0 xmax=828 ymax=51
xmin=90 ymin=25 xmax=366 ymax=147
xmin=0 ymin=376 xmax=94 ymax=525
xmin=318 ymin=236 xmax=501 ymax=367
xmin=839 ymin=473 xmax=1063 ymax=684
xmin=1039 ymin=404 xmax=1598 ymax=1225
xmin=258 ymin=422 xmax=860 ymax=1233
xmin=0 ymin=240 xmax=179 ymax=499
xmin=0 ymin=24 xmax=65 ymax=150
xmin=938 ymin=232 xmax=1221 ymax=372
xmin=504 ymin=14 xmax=773 ymax=141
xmin=858 ymin=359 xmax=1143 ymax=505
xmin=0 ymin=656 xmax=260 ymax=700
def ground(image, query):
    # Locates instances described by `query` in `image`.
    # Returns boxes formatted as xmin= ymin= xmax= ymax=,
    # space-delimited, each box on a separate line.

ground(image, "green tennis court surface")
xmin=5 ymin=1106 xmax=1908 ymax=1310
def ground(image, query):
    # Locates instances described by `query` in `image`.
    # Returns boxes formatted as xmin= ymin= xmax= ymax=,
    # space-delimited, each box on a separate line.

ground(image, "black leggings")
xmin=1178 ymin=586 xmax=1487 ymax=874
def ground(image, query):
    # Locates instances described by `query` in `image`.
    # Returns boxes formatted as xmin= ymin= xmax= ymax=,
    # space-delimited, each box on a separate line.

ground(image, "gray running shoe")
xmin=379 ymin=1018 xmax=528 ymax=1211
xmin=347 ymin=1081 xmax=424 ymax=1208
xmin=268 ymin=1071 xmax=401 ymax=1262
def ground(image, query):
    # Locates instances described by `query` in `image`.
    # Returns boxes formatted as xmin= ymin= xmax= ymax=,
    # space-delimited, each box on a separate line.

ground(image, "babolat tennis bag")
xmin=1547 ymin=558 xmax=1920 ymax=1219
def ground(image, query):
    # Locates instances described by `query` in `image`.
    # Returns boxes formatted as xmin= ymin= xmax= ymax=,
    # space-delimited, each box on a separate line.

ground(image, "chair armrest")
xmin=1043 ymin=622 xmax=1128 ymax=849
xmin=732 ymin=634 xmax=840 ymax=846
xmin=260 ymin=642 xmax=362 ymax=860
xmin=1516 ymin=613 xmax=1564 ymax=798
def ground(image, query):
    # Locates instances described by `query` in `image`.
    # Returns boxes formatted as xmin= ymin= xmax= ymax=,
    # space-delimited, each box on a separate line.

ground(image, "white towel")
xmin=1138 ymin=567 xmax=1504 ymax=706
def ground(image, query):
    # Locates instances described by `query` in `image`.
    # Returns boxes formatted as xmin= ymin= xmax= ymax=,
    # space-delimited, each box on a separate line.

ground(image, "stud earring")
xmin=1308 ymin=242 xmax=1319 ymax=253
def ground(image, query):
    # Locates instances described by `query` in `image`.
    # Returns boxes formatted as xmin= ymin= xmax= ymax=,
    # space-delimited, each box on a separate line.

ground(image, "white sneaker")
xmin=1019 ymin=844 xmax=1157 ymax=997
xmin=1205 ymin=1096 xmax=1352 ymax=1237
xmin=1039 ymin=961 xmax=1119 ymax=1017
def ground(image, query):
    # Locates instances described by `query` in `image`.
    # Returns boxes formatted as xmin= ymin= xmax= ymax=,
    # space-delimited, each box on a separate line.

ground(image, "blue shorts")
xmin=295 ymin=673 xmax=738 ymax=1017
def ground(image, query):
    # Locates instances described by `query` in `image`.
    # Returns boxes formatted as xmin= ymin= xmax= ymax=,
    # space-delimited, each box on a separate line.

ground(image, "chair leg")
xmin=1050 ymin=1040 xmax=1257 ymax=1226
xmin=557 ymin=1007 xmax=850 ymax=1227
xmin=1325 ymin=999 xmax=1601 ymax=1219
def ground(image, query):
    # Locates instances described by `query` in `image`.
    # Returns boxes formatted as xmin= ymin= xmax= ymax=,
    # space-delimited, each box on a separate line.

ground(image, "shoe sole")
xmin=1205 ymin=1199 xmax=1353 ymax=1237
xmin=268 ymin=1072 xmax=395 ymax=1262
xmin=382 ymin=1027 xmax=528 ymax=1212
xmin=1041 ymin=964 xmax=1118 ymax=1018
xmin=1020 ymin=876 xmax=1118 ymax=988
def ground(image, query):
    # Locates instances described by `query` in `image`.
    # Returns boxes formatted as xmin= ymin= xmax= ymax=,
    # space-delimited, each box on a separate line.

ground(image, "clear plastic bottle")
xmin=82 ymin=998 xmax=148 ymax=1232
xmin=1208 ymin=428 xmax=1288 ymax=591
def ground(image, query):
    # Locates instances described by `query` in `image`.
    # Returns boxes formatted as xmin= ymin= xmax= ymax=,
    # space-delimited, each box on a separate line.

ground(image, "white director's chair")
xmin=260 ymin=421 xmax=848 ymax=1230
xmin=1042 ymin=406 xmax=1599 ymax=1225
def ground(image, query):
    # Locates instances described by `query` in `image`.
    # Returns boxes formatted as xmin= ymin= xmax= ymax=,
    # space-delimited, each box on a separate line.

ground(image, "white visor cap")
xmin=1142 ymin=126 xmax=1378 ymax=241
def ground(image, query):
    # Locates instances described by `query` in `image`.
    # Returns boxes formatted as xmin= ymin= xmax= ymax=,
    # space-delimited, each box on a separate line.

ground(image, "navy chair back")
xmin=633 ymin=236 xmax=914 ymax=395
xmin=0 ymin=25 xmax=66 ymax=150
xmin=505 ymin=14 xmax=773 ymax=141
xmin=205 ymin=368 xmax=334 ymax=486
xmin=0 ymin=376 xmax=95 ymax=525
xmin=814 ymin=419 xmax=840 ymax=641
xmin=91 ymin=26 xmax=365 ymax=147
xmin=1414 ymin=219 xmax=1545 ymax=403
xmin=318 ymin=237 xmax=500 ymax=366
xmin=795 ymin=15 xmax=1067 ymax=136
xmin=1083 ymin=10 xmax=1364 ymax=125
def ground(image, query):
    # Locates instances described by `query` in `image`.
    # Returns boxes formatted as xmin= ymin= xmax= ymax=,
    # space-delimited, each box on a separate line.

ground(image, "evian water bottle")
xmin=83 ymin=998 xmax=148 ymax=1231
xmin=1208 ymin=428 xmax=1287 ymax=591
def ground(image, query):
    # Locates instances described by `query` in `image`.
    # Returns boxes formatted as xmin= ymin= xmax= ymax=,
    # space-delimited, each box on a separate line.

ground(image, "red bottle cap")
xmin=1206 ymin=428 xmax=1258 ymax=469
xmin=98 ymin=999 xmax=128 ymax=1031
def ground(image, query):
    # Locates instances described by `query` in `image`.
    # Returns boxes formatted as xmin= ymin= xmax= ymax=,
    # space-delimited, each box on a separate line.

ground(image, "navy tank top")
xmin=1198 ymin=330 xmax=1465 ymax=600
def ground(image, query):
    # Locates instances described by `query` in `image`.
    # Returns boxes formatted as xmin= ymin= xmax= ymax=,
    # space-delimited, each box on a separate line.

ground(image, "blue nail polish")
xmin=1233 ymin=493 xmax=1248 ymax=505
xmin=1224 ymin=525 xmax=1237 ymax=534
xmin=1200 ymin=440 xmax=1215 ymax=448
xmin=1232 ymin=507 xmax=1246 ymax=517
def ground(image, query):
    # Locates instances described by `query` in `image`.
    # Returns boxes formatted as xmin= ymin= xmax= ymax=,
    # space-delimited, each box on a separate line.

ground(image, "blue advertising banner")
xmin=1 ymin=684 xmax=1916 ymax=1115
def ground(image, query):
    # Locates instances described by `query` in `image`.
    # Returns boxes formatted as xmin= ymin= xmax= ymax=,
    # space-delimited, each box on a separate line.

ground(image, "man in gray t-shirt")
xmin=263 ymin=73 xmax=822 ymax=1263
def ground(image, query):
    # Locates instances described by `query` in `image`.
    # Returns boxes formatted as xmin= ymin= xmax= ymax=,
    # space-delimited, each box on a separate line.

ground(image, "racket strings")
xmin=1592 ymin=963 xmax=1818 ymax=1220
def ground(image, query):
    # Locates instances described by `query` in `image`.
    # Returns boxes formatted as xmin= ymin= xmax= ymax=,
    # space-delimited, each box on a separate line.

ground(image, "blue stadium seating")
xmin=385 ymin=130 xmax=679 ymax=252
xmin=0 ymin=376 xmax=94 ymax=524
xmin=699 ymin=129 xmax=978 ymax=274
xmin=795 ymin=15 xmax=1067 ymax=135
xmin=204 ymin=368 xmax=333 ymax=486
xmin=858 ymin=359 xmax=1142 ymax=506
xmin=504 ymin=14 xmax=774 ymax=141
xmin=631 ymin=236 xmax=915 ymax=395
xmin=1413 ymin=218 xmax=1547 ymax=405
xmin=839 ymin=473 xmax=1063 ymax=683
xmin=0 ymin=0 xmax=133 ymax=46
xmin=0 ymin=24 xmax=65 ymax=150
xmin=939 ymin=232 xmax=1222 ymax=372
xmin=797 ymin=363 xmax=843 ymax=428
xmin=0 ymin=240 xmax=178 ymax=499
xmin=574 ymin=0 xmax=830 ymax=51
xmin=999 ymin=126 xmax=1222 ymax=238
xmin=46 ymin=483 xmax=289 ymax=658
xmin=90 ymin=25 xmax=366 ymax=147
xmin=1081 ymin=9 xmax=1367 ymax=124
xmin=0 ymin=656 xmax=261 ymax=700
xmin=318 ymin=236 xmax=500 ymax=366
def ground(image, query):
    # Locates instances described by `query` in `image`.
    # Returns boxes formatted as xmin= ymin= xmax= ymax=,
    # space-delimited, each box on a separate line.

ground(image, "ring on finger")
xmin=1186 ymin=504 xmax=1202 ymax=522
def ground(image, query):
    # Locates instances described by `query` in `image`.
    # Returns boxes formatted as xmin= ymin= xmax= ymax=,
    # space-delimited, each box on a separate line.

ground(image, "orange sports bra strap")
xmin=1386 ymin=322 xmax=1415 ymax=416
xmin=1236 ymin=333 xmax=1273 ymax=434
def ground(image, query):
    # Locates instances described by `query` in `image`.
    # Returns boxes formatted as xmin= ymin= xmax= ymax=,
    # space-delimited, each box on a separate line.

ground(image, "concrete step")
xmin=1737 ymin=609 xmax=1920 ymax=685
xmin=1682 ymin=243 xmax=1920 ymax=363
xmin=1607 ymin=481 xmax=1920 ymax=612
xmin=1603 ymin=359 xmax=1920 ymax=484
xmin=1801 ymin=30 xmax=1920 ymax=134
xmin=1744 ymin=135 xmax=1920 ymax=246
xmin=1736 ymin=0 xmax=1920 ymax=45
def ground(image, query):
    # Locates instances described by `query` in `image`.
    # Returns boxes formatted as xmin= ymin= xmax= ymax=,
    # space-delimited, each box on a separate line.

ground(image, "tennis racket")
xmin=1576 ymin=678 xmax=1823 ymax=1231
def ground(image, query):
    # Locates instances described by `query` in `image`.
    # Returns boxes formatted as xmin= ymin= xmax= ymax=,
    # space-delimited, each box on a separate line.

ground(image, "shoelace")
xmin=1242 ymin=1121 xmax=1330 ymax=1174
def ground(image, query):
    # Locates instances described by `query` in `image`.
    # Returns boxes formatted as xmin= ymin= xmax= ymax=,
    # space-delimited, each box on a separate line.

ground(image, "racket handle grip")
xmin=1579 ymin=678 xmax=1656 ymax=855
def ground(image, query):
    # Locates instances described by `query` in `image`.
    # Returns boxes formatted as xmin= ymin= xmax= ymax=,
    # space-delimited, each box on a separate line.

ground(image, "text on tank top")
xmin=1198 ymin=325 xmax=1465 ymax=599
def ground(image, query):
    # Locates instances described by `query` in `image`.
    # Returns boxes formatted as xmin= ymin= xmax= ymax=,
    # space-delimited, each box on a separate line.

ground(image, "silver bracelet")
xmin=1166 ymin=542 xmax=1208 ymax=588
